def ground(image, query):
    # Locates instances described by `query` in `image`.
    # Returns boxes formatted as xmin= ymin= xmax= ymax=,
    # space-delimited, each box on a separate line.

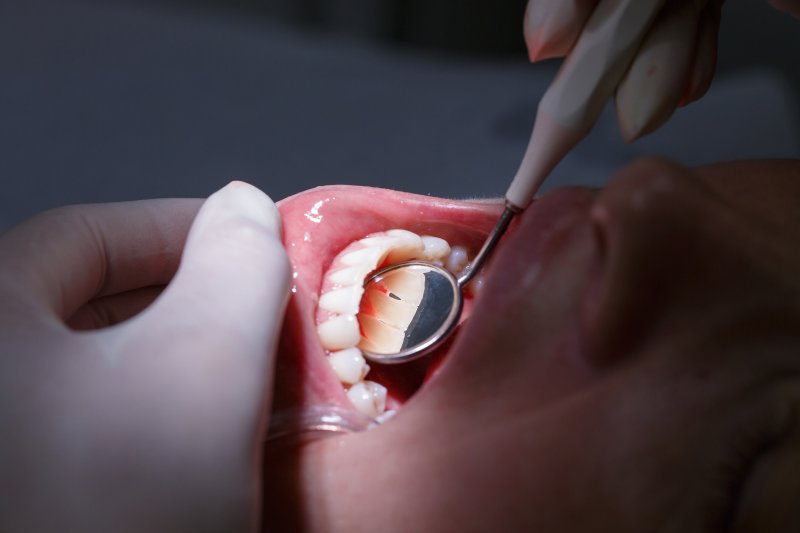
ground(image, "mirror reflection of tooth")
xmin=361 ymin=286 xmax=419 ymax=329
xmin=340 ymin=246 xmax=388 ymax=267
xmin=328 ymin=347 xmax=370 ymax=385
xmin=319 ymin=285 xmax=364 ymax=315
xmin=358 ymin=314 xmax=405 ymax=354
xmin=420 ymin=236 xmax=451 ymax=261
xmin=446 ymin=246 xmax=469 ymax=273
xmin=317 ymin=314 xmax=360 ymax=351
xmin=374 ymin=268 xmax=426 ymax=305
xmin=328 ymin=264 xmax=373 ymax=286
xmin=357 ymin=337 xmax=382 ymax=354
xmin=347 ymin=380 xmax=387 ymax=418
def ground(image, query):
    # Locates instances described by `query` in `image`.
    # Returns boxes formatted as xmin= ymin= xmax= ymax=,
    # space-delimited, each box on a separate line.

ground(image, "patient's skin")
xmin=263 ymin=159 xmax=800 ymax=532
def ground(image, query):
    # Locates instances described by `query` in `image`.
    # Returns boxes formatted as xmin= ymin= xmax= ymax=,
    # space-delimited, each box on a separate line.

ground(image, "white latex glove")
xmin=524 ymin=0 xmax=800 ymax=140
xmin=0 ymin=182 xmax=290 ymax=533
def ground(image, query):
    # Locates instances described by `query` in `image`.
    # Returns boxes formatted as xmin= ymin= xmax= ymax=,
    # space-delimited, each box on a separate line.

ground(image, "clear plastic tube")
xmin=264 ymin=405 xmax=375 ymax=446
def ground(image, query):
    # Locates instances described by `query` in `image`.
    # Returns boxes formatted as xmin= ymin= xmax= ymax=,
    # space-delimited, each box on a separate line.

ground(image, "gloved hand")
xmin=524 ymin=0 xmax=799 ymax=140
xmin=0 ymin=182 xmax=290 ymax=533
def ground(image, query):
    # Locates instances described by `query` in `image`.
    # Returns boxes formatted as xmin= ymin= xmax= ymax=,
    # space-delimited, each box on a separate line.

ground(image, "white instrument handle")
xmin=506 ymin=0 xmax=667 ymax=210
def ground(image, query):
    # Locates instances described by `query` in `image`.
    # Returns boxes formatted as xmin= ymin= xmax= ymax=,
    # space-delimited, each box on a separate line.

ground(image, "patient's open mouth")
xmin=274 ymin=186 xmax=504 ymax=424
xmin=317 ymin=228 xmax=487 ymax=418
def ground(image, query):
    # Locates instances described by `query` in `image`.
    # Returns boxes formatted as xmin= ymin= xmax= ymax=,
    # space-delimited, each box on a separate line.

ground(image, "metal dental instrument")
xmin=359 ymin=0 xmax=666 ymax=364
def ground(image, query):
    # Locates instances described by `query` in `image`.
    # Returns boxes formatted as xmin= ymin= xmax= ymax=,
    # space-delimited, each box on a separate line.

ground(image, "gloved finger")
xmin=769 ymin=0 xmax=800 ymax=18
xmin=67 ymin=285 xmax=164 ymax=330
xmin=0 ymin=199 xmax=201 ymax=321
xmin=132 ymin=181 xmax=290 ymax=438
xmin=524 ymin=0 xmax=600 ymax=61
xmin=680 ymin=1 xmax=722 ymax=107
xmin=616 ymin=0 xmax=704 ymax=141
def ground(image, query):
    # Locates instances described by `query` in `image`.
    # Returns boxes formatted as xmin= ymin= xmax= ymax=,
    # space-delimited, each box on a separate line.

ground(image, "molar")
xmin=328 ymin=347 xmax=370 ymax=385
xmin=347 ymin=380 xmax=387 ymax=418
xmin=446 ymin=245 xmax=469 ymax=274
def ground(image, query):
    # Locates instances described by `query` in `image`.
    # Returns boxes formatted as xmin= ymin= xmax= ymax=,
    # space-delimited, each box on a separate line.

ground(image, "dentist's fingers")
xmin=0 ymin=199 xmax=201 ymax=321
xmin=680 ymin=2 xmax=722 ymax=107
xmin=67 ymin=285 xmax=164 ymax=330
xmin=769 ymin=0 xmax=800 ymax=18
xmin=136 ymin=181 xmax=290 ymax=430
xmin=616 ymin=0 xmax=703 ymax=141
xmin=524 ymin=0 xmax=600 ymax=61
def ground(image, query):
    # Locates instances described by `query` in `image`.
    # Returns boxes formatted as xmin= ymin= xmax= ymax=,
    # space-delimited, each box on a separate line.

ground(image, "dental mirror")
xmin=357 ymin=0 xmax=665 ymax=363
xmin=359 ymin=204 xmax=519 ymax=364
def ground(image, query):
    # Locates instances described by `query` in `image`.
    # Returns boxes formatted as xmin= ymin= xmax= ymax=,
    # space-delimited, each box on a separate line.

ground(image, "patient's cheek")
xmin=444 ymin=217 xmax=602 ymax=393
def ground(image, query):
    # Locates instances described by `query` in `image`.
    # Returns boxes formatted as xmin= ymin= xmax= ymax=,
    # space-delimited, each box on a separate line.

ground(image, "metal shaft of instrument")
xmin=457 ymin=202 xmax=520 ymax=287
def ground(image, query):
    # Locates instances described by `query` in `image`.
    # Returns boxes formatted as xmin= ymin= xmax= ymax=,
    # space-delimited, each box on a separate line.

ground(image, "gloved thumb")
xmin=136 ymin=181 xmax=290 ymax=431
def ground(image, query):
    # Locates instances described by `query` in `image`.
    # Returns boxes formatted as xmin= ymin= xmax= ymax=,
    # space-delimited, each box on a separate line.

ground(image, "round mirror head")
xmin=358 ymin=261 xmax=463 ymax=364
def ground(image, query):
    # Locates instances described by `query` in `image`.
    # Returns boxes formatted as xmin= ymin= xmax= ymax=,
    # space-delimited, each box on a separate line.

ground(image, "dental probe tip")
xmin=505 ymin=108 xmax=586 ymax=210
xmin=506 ymin=0 xmax=668 ymax=210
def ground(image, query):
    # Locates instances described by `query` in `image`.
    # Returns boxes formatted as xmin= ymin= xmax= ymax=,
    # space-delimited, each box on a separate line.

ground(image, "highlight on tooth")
xmin=318 ymin=285 xmax=363 ymax=315
xmin=446 ymin=245 xmax=469 ymax=274
xmin=346 ymin=381 xmax=387 ymax=419
xmin=317 ymin=314 xmax=360 ymax=351
xmin=314 ymin=228 xmax=475 ymax=419
xmin=328 ymin=348 xmax=370 ymax=385
xmin=420 ymin=235 xmax=450 ymax=261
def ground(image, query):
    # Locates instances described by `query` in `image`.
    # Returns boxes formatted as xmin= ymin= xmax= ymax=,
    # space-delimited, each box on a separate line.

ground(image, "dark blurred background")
xmin=1 ymin=0 xmax=799 ymax=230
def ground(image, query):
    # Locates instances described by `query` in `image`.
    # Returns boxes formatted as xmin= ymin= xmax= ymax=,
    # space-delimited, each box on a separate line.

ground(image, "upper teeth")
xmin=420 ymin=235 xmax=450 ymax=261
xmin=446 ymin=245 xmax=469 ymax=275
xmin=316 ymin=229 xmax=467 ymax=419
xmin=318 ymin=285 xmax=363 ymax=315
xmin=328 ymin=347 xmax=370 ymax=385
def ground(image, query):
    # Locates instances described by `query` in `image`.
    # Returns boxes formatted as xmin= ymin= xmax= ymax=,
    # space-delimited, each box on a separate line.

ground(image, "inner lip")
xmin=273 ymin=185 xmax=504 ymax=421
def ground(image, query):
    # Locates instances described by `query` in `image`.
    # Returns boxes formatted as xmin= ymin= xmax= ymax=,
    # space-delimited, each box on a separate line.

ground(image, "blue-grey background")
xmin=2 ymin=0 xmax=799 ymax=230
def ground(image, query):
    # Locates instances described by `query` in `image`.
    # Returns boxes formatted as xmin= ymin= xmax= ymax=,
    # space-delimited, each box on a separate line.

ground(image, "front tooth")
xmin=347 ymin=380 xmax=387 ymax=418
xmin=358 ymin=314 xmax=406 ymax=354
xmin=328 ymin=264 xmax=373 ymax=286
xmin=317 ymin=314 xmax=360 ymax=350
xmin=328 ymin=347 xmax=369 ymax=385
xmin=340 ymin=246 xmax=387 ymax=267
xmin=384 ymin=230 xmax=424 ymax=263
xmin=420 ymin=235 xmax=451 ymax=261
xmin=446 ymin=245 xmax=469 ymax=274
xmin=319 ymin=285 xmax=363 ymax=315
